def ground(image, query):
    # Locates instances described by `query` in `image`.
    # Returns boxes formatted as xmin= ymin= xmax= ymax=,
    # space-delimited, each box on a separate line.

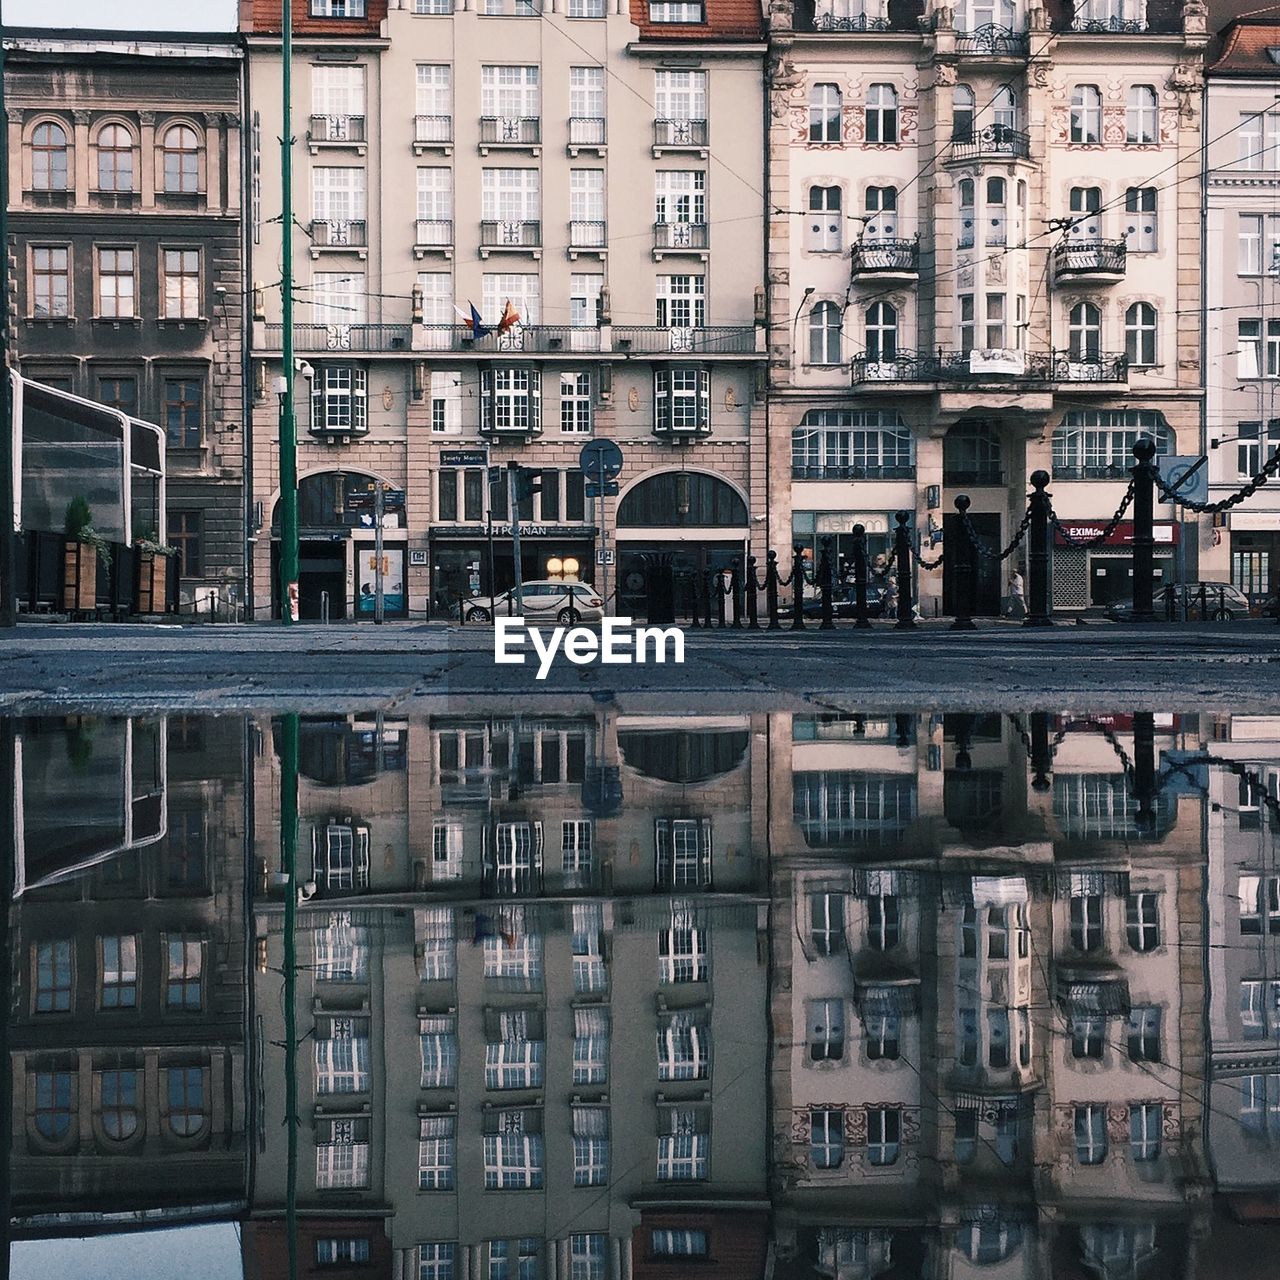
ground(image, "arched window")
xmin=1069 ymin=186 xmax=1102 ymax=242
xmin=865 ymin=84 xmax=898 ymax=145
xmin=96 ymin=123 xmax=135 ymax=192
xmin=100 ymin=1070 xmax=139 ymax=1141
xmin=1125 ymin=301 xmax=1158 ymax=366
xmin=165 ymin=1066 xmax=206 ymax=1138
xmin=953 ymin=85 xmax=975 ymax=141
xmin=993 ymin=85 xmax=1017 ymax=136
xmin=865 ymin=301 xmax=897 ymax=361
xmin=809 ymin=84 xmax=842 ymax=144
xmin=865 ymin=185 xmax=897 ymax=239
xmin=1070 ymin=85 xmax=1102 ymax=144
xmin=34 ymin=1072 xmax=73 ymax=1141
xmin=809 ymin=301 xmax=842 ymax=365
xmin=807 ymin=186 xmax=842 ymax=252
xmin=161 ymin=124 xmax=200 ymax=194
xmin=616 ymin=472 xmax=748 ymax=527
xmin=958 ymin=178 xmax=975 ymax=249
xmin=1126 ymin=85 xmax=1158 ymax=145
xmin=1068 ymin=301 xmax=1102 ymax=360
xmin=958 ymin=1220 xmax=1024 ymax=1265
xmin=31 ymin=122 xmax=69 ymax=192
xmin=985 ymin=177 xmax=1007 ymax=246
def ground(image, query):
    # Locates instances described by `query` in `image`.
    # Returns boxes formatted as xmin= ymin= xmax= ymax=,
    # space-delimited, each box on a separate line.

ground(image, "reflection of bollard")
xmin=766 ymin=551 xmax=781 ymax=630
xmin=1025 ymin=471 xmax=1053 ymax=628
xmin=715 ymin=571 xmax=727 ymax=629
xmin=893 ymin=511 xmax=916 ymax=630
xmin=818 ymin=536 xmax=835 ymax=631
xmin=746 ymin=556 xmax=760 ymax=629
xmin=951 ymin=497 xmax=976 ymax=632
xmin=1029 ymin=711 xmax=1052 ymax=791
xmin=320 ymin=591 xmax=330 ymax=625
xmin=730 ymin=559 xmax=743 ymax=628
xmin=952 ymin=713 xmax=974 ymax=771
xmin=791 ymin=545 xmax=807 ymax=631
xmin=851 ymin=524 xmax=872 ymax=630
xmin=894 ymin=713 xmax=912 ymax=749
xmin=1131 ymin=436 xmax=1157 ymax=623
xmin=1133 ymin=710 xmax=1156 ymax=834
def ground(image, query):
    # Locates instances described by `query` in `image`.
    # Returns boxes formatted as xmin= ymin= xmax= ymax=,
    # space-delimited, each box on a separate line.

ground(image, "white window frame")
xmin=659 ymin=923 xmax=707 ymax=983
xmin=1071 ymin=85 xmax=1102 ymax=144
xmin=865 ymin=84 xmax=898 ymax=145
xmin=420 ymin=1014 xmax=459 ymax=1086
xmin=810 ymin=1107 xmax=845 ymax=1168
xmin=1126 ymin=85 xmax=1158 ymax=144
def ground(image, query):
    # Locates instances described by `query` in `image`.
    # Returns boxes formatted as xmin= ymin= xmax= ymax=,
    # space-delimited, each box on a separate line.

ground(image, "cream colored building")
xmin=766 ymin=0 xmax=1207 ymax=615
xmin=243 ymin=0 xmax=767 ymax=620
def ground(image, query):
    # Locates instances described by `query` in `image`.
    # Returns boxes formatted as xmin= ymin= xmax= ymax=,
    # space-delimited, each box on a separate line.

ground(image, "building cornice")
xmin=243 ymin=35 xmax=391 ymax=51
xmin=624 ymin=40 xmax=766 ymax=55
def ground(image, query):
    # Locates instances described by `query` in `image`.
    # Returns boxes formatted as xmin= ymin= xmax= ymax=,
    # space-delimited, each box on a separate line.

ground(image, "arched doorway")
xmin=942 ymin=420 xmax=1005 ymax=616
xmin=271 ymin=471 xmax=406 ymax=620
xmin=615 ymin=471 xmax=750 ymax=616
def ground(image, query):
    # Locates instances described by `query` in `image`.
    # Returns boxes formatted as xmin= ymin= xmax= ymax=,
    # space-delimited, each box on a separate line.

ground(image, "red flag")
xmin=497 ymin=299 xmax=521 ymax=335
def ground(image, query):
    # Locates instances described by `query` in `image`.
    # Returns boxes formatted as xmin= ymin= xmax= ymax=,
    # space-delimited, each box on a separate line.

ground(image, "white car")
xmin=464 ymin=580 xmax=605 ymax=624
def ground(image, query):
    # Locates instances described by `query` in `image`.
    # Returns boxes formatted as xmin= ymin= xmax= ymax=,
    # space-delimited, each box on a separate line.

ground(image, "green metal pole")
xmin=278 ymin=1 xmax=299 ymax=623
xmin=1 ymin=27 xmax=17 ymax=629
xmin=279 ymin=713 xmax=300 ymax=1280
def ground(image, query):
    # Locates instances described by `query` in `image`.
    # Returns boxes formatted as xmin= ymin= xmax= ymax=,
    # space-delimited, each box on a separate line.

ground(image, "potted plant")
xmin=133 ymin=531 xmax=177 ymax=615
xmin=63 ymin=496 xmax=111 ymax=613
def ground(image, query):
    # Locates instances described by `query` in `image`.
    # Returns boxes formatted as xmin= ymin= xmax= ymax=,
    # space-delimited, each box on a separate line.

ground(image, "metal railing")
xmin=809 ymin=11 xmax=895 ymax=31
xmin=310 ymin=219 xmax=368 ymax=249
xmin=1053 ymin=239 xmax=1127 ymax=278
xmin=569 ymin=220 xmax=607 ymax=248
xmin=479 ymin=117 xmax=541 ymax=146
xmin=791 ymin=463 xmax=915 ymax=480
xmin=416 ymin=324 xmax=599 ymax=353
xmin=263 ymin=323 xmax=413 ymax=352
xmin=613 ymin=326 xmax=758 ymax=354
xmin=568 ymin=118 xmax=606 ymax=146
xmin=1065 ymin=15 xmax=1148 ymax=31
xmin=950 ymin=125 xmax=1031 ymax=162
xmin=415 ymin=218 xmax=453 ymax=248
xmin=850 ymin=238 xmax=919 ymax=274
xmin=849 ymin=349 xmax=1128 ymax=385
xmin=414 ymin=115 xmax=452 ymax=145
xmin=654 ymin=221 xmax=710 ymax=251
xmin=309 ymin=114 xmax=366 ymax=144
xmin=654 ymin=118 xmax=709 ymax=148
xmin=955 ymin=23 xmax=1030 ymax=55
xmin=480 ymin=220 xmax=541 ymax=249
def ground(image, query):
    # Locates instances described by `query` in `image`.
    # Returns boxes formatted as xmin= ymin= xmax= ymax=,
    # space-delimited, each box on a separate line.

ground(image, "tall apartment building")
xmin=242 ymin=0 xmax=766 ymax=621
xmin=3 ymin=31 xmax=248 ymax=608
xmin=1204 ymin=23 xmax=1280 ymax=609
xmin=248 ymin=709 xmax=770 ymax=1276
xmin=8 ymin=715 xmax=248 ymax=1228
xmin=766 ymin=0 xmax=1207 ymax=615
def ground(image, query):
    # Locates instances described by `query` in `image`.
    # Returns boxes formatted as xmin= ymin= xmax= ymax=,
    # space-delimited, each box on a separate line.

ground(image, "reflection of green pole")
xmin=279 ymin=713 xmax=300 ymax=1280
xmin=0 ymin=29 xmax=16 ymax=630
xmin=278 ymin=0 xmax=299 ymax=622
xmin=1 ymin=722 xmax=15 ymax=1280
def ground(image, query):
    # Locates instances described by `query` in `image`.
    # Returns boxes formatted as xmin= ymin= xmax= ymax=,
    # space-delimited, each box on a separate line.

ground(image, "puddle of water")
xmin=3 ymin=707 xmax=1280 ymax=1278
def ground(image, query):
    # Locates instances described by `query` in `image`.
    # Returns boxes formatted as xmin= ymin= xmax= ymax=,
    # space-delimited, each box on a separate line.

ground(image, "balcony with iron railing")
xmin=413 ymin=115 xmax=453 ymax=152
xmin=414 ymin=219 xmax=453 ymax=255
xmin=1052 ymin=239 xmax=1127 ymax=281
xmin=264 ymin=323 xmax=414 ymax=353
xmin=308 ymin=115 xmax=367 ymax=149
xmin=849 ymin=237 xmax=919 ymax=279
xmin=849 ymin=349 xmax=1128 ymax=385
xmin=794 ymin=0 xmax=918 ymax=32
xmin=568 ymin=118 xmax=606 ymax=153
xmin=653 ymin=119 xmax=709 ymax=154
xmin=613 ymin=326 xmax=760 ymax=355
xmin=569 ymin=220 xmax=607 ymax=253
xmin=479 ymin=117 xmax=540 ymax=150
xmin=309 ymin=219 xmax=368 ymax=254
xmin=949 ymin=125 xmax=1031 ymax=163
xmin=479 ymin=220 xmax=542 ymax=254
xmin=954 ymin=23 xmax=1030 ymax=55
xmin=791 ymin=463 xmax=916 ymax=480
xmin=653 ymin=221 xmax=710 ymax=256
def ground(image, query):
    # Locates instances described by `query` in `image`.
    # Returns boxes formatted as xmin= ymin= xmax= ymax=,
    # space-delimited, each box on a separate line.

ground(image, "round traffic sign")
xmin=579 ymin=439 xmax=624 ymax=479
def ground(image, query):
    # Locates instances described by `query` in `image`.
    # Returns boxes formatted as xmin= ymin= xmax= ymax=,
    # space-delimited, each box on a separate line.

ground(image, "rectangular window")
xmin=1125 ymin=892 xmax=1160 ymax=952
xmin=1128 ymin=1005 xmax=1161 ymax=1062
xmin=165 ymin=934 xmax=203 ymax=1009
xmin=1239 ymin=110 xmax=1280 ymax=169
xmin=168 ymin=511 xmax=202 ymax=577
xmin=1071 ymin=1013 xmax=1105 ymax=1059
xmin=573 ymin=1006 xmax=609 ymax=1085
xmin=312 ymin=0 xmax=366 ymax=14
xmin=485 ymin=1011 xmax=545 ymax=1089
xmin=316 ymin=1239 xmax=371 ymax=1265
xmin=573 ymin=1107 xmax=610 ymax=1185
xmin=1129 ymin=1103 xmax=1162 ymax=1162
xmin=1240 ymin=875 xmax=1280 ymax=934
xmin=437 ymin=470 xmax=458 ymax=522
xmin=650 ymin=0 xmax=704 ymax=19
xmin=655 ymin=817 xmax=712 ymax=888
xmin=32 ymin=246 xmax=70 ymax=317
xmin=959 ymin=293 xmax=975 ymax=352
xmin=867 ymin=1106 xmax=901 ymax=1165
xmin=560 ymin=372 xmax=592 ymax=434
xmin=651 ymin=1230 xmax=708 ymax=1258
xmin=1124 ymin=188 xmax=1157 ymax=253
xmin=483 ymin=1126 xmax=545 ymax=1190
xmin=482 ymin=273 xmax=540 ymax=326
xmin=1075 ymin=1103 xmax=1107 ymax=1164
xmin=100 ymin=936 xmax=138 ymax=1009
xmin=654 ymin=367 xmax=710 ymax=435
xmin=311 ymin=65 xmax=366 ymax=121
xmin=418 ymin=1114 xmax=456 ymax=1190
xmin=654 ymin=70 xmax=707 ymax=129
xmin=809 ymin=892 xmax=846 ymax=956
xmin=420 ymin=1014 xmax=459 ymax=1086
xmin=568 ymin=0 xmax=607 ymax=13
xmin=657 ymin=1109 xmax=709 ymax=1180
xmin=808 ymin=997 xmax=844 ymax=1061
xmin=312 ymin=166 xmax=367 ymax=225
xmin=163 ymin=378 xmax=203 ymax=449
xmin=658 ymin=1010 xmax=710 ymax=1080
xmin=430 ymin=370 xmax=462 ymax=434
xmin=416 ymin=169 xmax=452 ymax=245
xmin=315 ymin=1016 xmax=371 ymax=1094
xmin=96 ymin=246 xmax=135 ymax=318
xmin=97 ymin=375 xmax=137 ymax=416
xmin=1241 ymin=213 xmax=1263 ymax=275
xmin=656 ymin=274 xmax=706 ymax=329
xmin=481 ymin=367 xmax=540 ymax=434
xmin=655 ymin=170 xmax=706 ymax=228
xmin=566 ymin=470 xmax=586 ymax=521
xmin=482 ymin=167 xmax=540 ymax=224
xmin=315 ymin=1124 xmax=370 ymax=1189
xmin=1069 ymin=888 xmax=1103 ymax=952
xmin=810 ymin=1107 xmax=844 ymax=1168
xmin=312 ymin=271 xmax=367 ymax=325
xmin=572 ymin=901 xmax=606 ymax=990
xmin=314 ymin=913 xmax=369 ymax=982
xmin=570 ymin=68 xmax=606 ymax=142
xmin=985 ymin=293 xmax=1005 ymax=348
xmin=570 ymin=1236 xmax=606 ymax=1280
xmin=311 ymin=366 xmax=368 ymax=433
xmin=162 ymin=248 xmax=201 ymax=319
xmin=415 ymin=0 xmax=455 ymax=12
xmin=482 ymin=65 xmax=540 ymax=120
xmin=415 ymin=64 xmax=452 ymax=139
xmin=659 ymin=921 xmax=707 ymax=983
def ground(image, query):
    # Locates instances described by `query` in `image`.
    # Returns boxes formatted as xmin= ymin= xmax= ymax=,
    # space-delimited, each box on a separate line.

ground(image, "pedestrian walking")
xmin=1006 ymin=569 xmax=1026 ymax=620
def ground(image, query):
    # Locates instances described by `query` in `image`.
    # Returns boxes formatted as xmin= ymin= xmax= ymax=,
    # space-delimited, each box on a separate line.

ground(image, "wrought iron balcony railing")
xmin=568 ymin=118 xmax=606 ymax=148
xmin=1053 ymin=239 xmax=1127 ymax=278
xmin=264 ymin=324 xmax=413 ymax=353
xmin=309 ymin=114 xmax=366 ymax=145
xmin=479 ymin=220 xmax=542 ymax=249
xmin=849 ymin=349 xmax=1128 ymax=385
xmin=1067 ymin=15 xmax=1148 ymax=31
xmin=613 ymin=325 xmax=758 ymax=354
xmin=950 ymin=125 xmax=1031 ymax=162
xmin=811 ymin=12 xmax=894 ymax=31
xmin=569 ymin=220 xmax=607 ymax=249
xmin=310 ymin=219 xmax=368 ymax=249
xmin=654 ymin=221 xmax=710 ymax=251
xmin=791 ymin=463 xmax=915 ymax=480
xmin=479 ymin=117 xmax=541 ymax=147
xmin=955 ymin=23 xmax=1030 ymax=55
xmin=414 ymin=115 xmax=452 ymax=145
xmin=653 ymin=118 xmax=709 ymax=149
xmin=414 ymin=219 xmax=453 ymax=249
xmin=849 ymin=238 xmax=919 ymax=275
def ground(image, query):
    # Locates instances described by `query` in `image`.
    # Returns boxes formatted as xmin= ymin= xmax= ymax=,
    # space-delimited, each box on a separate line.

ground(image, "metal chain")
xmin=962 ymin=504 xmax=1034 ymax=563
xmin=1047 ymin=477 xmax=1136 ymax=549
xmin=917 ymin=550 xmax=945 ymax=570
xmin=1154 ymin=448 xmax=1280 ymax=514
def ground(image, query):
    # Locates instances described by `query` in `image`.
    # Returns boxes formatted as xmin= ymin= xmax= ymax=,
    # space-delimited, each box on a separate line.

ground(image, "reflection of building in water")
xmin=768 ymin=711 xmax=1213 ymax=1279
xmin=6 ymin=715 xmax=247 ymax=1228
xmin=249 ymin=711 xmax=770 ymax=1278
xmin=1202 ymin=716 xmax=1280 ymax=1216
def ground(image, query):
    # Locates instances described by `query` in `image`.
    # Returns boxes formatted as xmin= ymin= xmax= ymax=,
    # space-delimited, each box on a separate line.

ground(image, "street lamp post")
xmin=278 ymin=0 xmax=299 ymax=623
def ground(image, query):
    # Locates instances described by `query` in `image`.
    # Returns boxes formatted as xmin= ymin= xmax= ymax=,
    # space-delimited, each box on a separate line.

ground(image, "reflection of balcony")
xmin=479 ymin=220 xmax=541 ymax=255
xmin=950 ymin=125 xmax=1031 ymax=162
xmin=955 ymin=24 xmax=1030 ymax=56
xmin=849 ymin=237 xmax=919 ymax=280
xmin=849 ymin=349 xmax=1127 ymax=386
xmin=1053 ymin=239 xmax=1127 ymax=282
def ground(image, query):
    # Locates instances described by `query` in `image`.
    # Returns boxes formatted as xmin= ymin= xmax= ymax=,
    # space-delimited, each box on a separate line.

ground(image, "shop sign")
xmin=1052 ymin=521 xmax=1179 ymax=548
xmin=440 ymin=449 xmax=488 ymax=467
xmin=431 ymin=524 xmax=594 ymax=539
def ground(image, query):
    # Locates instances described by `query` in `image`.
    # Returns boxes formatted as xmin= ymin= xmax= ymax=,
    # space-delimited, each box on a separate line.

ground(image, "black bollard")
xmin=791 ymin=544 xmax=807 ymax=631
xmin=1029 ymin=711 xmax=1052 ymax=792
xmin=1133 ymin=710 xmax=1156 ymax=835
xmin=950 ymin=496 xmax=977 ymax=632
xmin=894 ymin=713 xmax=913 ymax=748
xmin=766 ymin=551 xmax=781 ymax=630
xmin=714 ymin=569 xmax=727 ymax=629
xmin=893 ymin=511 xmax=916 ymax=630
xmin=1025 ymin=470 xmax=1053 ymax=628
xmin=730 ymin=558 xmax=744 ymax=628
xmin=818 ymin=536 xmax=835 ymax=630
xmin=746 ymin=556 xmax=760 ymax=629
xmin=851 ymin=524 xmax=872 ymax=630
xmin=1131 ymin=436 xmax=1157 ymax=623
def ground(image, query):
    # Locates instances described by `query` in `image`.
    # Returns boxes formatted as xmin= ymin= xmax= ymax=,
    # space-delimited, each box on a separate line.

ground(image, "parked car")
xmin=1105 ymin=581 xmax=1253 ymax=622
xmin=463 ymin=580 xmax=605 ymax=624
xmin=802 ymin=583 xmax=890 ymax=620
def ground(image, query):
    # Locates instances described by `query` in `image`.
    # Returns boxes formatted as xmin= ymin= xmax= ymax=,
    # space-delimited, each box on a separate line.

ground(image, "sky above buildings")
xmin=5 ymin=0 xmax=237 ymax=30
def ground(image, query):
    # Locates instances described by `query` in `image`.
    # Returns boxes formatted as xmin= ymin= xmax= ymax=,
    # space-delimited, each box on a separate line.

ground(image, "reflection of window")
xmin=655 ymin=817 xmax=712 ymax=888
xmin=1128 ymin=1006 xmax=1161 ymax=1062
xmin=100 ymin=936 xmax=138 ymax=1008
xmin=314 ymin=821 xmax=371 ymax=891
xmin=867 ymin=1107 xmax=900 ymax=1164
xmin=165 ymin=935 xmax=204 ymax=1010
xmin=420 ymin=1014 xmax=459 ymax=1087
xmin=1129 ymin=1103 xmax=1161 ymax=1161
xmin=1072 ymin=1013 xmax=1104 ymax=1059
xmin=657 ymin=1108 xmax=709 ymax=1180
xmin=573 ymin=1007 xmax=609 ymax=1084
xmin=659 ymin=921 xmax=707 ymax=983
xmin=315 ymin=1016 xmax=371 ymax=1094
xmin=1240 ymin=875 xmax=1280 ymax=934
xmin=810 ymin=1108 xmax=844 ymax=1168
xmin=867 ymin=889 xmax=900 ymax=950
xmin=1074 ymin=1104 xmax=1107 ymax=1164
xmin=809 ymin=892 xmax=845 ymax=956
xmin=1125 ymin=891 xmax=1159 ymax=951
xmin=651 ymin=1231 xmax=707 ymax=1257
xmin=1240 ymin=1072 xmax=1280 ymax=1135
xmin=809 ymin=998 xmax=845 ymax=1061
xmin=572 ymin=1105 xmax=610 ymax=1186
xmin=658 ymin=1010 xmax=710 ymax=1079
xmin=418 ymin=1114 xmax=456 ymax=1189
xmin=316 ymin=1239 xmax=371 ymax=1265
xmin=570 ymin=1235 xmax=606 ymax=1280
xmin=314 ymin=913 xmax=369 ymax=981
xmin=418 ymin=1244 xmax=455 ymax=1280
xmin=484 ymin=1113 xmax=545 ymax=1188
xmin=431 ymin=821 xmax=463 ymax=881
xmin=165 ymin=1066 xmax=206 ymax=1136
xmin=486 ymin=1009 xmax=545 ymax=1089
xmin=34 ymin=1071 xmax=74 ymax=1140
xmin=572 ymin=902 xmax=606 ymax=993
xmin=99 ymin=1069 xmax=139 ymax=1139
xmin=316 ymin=1117 xmax=371 ymax=1189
